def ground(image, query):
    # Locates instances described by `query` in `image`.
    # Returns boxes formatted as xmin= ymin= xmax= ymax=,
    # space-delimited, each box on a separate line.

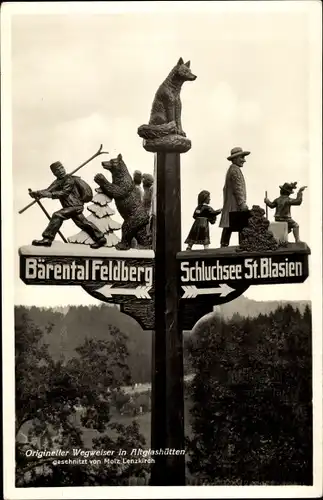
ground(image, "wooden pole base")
xmin=150 ymin=152 xmax=185 ymax=486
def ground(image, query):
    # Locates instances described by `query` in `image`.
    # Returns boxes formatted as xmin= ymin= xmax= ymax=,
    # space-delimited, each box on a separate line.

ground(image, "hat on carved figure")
xmin=227 ymin=147 xmax=250 ymax=161
xmin=279 ymin=182 xmax=297 ymax=194
xmin=50 ymin=161 xmax=64 ymax=173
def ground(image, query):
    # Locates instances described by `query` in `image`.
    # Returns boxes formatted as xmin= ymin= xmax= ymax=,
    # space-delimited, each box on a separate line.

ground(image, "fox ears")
xmin=177 ymin=57 xmax=190 ymax=68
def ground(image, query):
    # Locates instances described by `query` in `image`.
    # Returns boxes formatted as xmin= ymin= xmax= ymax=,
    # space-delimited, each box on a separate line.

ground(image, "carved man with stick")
xmin=20 ymin=145 xmax=109 ymax=249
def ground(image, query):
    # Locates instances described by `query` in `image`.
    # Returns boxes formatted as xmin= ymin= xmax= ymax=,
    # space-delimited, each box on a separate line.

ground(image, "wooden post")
xmin=150 ymin=151 xmax=185 ymax=485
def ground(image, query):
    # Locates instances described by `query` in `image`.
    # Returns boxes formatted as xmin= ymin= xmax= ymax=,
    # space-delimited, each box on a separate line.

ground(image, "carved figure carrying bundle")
xmin=29 ymin=161 xmax=107 ymax=249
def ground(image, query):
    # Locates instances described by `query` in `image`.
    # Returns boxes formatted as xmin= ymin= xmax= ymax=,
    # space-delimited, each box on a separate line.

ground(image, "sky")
xmin=3 ymin=1 xmax=321 ymax=306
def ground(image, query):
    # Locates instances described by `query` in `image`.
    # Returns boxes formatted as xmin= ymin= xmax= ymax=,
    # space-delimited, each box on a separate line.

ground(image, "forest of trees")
xmin=16 ymin=298 xmax=310 ymax=385
xmin=185 ymin=304 xmax=312 ymax=485
xmin=15 ymin=302 xmax=312 ymax=486
xmin=15 ymin=308 xmax=149 ymax=486
xmin=17 ymin=305 xmax=152 ymax=383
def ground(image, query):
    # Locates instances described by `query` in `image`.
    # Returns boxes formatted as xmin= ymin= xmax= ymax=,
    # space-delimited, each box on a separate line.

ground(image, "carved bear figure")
xmin=94 ymin=154 xmax=152 ymax=250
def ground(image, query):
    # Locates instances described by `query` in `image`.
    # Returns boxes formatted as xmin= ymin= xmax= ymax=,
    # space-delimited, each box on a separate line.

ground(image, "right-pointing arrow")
xmin=181 ymin=283 xmax=235 ymax=299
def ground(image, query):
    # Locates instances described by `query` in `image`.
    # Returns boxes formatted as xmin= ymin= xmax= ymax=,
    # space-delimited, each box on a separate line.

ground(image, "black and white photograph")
xmin=2 ymin=1 xmax=322 ymax=498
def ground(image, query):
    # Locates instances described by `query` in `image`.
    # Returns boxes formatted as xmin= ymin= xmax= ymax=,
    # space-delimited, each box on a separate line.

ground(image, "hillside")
xmin=15 ymin=296 xmax=310 ymax=383
xmin=15 ymin=304 xmax=152 ymax=383
xmin=217 ymin=295 xmax=310 ymax=319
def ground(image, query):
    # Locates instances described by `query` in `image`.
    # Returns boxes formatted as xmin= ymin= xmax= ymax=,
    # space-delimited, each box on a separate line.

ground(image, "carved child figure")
xmin=264 ymin=182 xmax=307 ymax=242
xmin=185 ymin=190 xmax=222 ymax=250
xmin=142 ymin=173 xmax=154 ymax=216
xmin=133 ymin=170 xmax=144 ymax=201
xmin=142 ymin=173 xmax=155 ymax=239
xmin=130 ymin=170 xmax=144 ymax=249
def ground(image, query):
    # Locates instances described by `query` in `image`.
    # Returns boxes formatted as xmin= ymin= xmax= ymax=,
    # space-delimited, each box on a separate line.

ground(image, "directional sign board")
xmin=19 ymin=244 xmax=155 ymax=330
xmin=177 ymin=242 xmax=310 ymax=329
xmin=19 ymin=242 xmax=310 ymax=331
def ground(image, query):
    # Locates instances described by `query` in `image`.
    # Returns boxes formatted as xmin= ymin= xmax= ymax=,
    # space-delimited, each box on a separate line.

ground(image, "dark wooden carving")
xmin=94 ymin=154 xmax=152 ymax=250
xmin=138 ymin=58 xmax=196 ymax=153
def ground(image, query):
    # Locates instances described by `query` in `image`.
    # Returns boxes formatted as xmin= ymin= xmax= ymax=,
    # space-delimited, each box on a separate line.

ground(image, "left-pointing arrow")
xmin=181 ymin=283 xmax=235 ymax=299
xmin=96 ymin=284 xmax=152 ymax=299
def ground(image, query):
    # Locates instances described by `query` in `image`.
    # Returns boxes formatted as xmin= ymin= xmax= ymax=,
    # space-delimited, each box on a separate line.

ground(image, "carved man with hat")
xmin=219 ymin=147 xmax=250 ymax=247
xmin=29 ymin=161 xmax=107 ymax=248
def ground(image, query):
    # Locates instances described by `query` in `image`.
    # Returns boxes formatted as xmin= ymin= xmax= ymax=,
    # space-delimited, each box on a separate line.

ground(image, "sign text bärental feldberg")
xmin=20 ymin=256 xmax=154 ymax=286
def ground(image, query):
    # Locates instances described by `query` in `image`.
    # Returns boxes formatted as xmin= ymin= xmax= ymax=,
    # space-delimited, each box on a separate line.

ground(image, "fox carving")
xmin=148 ymin=57 xmax=197 ymax=136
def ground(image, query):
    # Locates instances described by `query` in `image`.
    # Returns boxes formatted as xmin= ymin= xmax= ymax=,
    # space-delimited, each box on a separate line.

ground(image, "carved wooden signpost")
xmin=177 ymin=245 xmax=310 ymax=329
xmin=19 ymin=245 xmax=155 ymax=330
xmin=18 ymin=57 xmax=310 ymax=487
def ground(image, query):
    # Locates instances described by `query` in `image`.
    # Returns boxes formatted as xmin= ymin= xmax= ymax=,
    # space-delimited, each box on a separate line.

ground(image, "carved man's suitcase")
xmin=229 ymin=210 xmax=251 ymax=232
